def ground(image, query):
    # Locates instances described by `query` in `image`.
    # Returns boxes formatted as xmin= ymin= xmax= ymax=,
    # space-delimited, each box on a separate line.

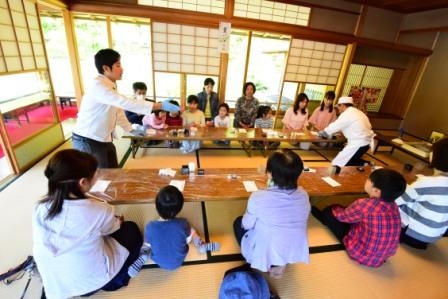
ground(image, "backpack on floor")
xmin=219 ymin=264 xmax=280 ymax=299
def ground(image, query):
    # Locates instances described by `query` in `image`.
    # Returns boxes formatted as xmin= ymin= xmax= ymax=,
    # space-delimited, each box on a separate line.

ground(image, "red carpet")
xmin=2 ymin=104 xmax=78 ymax=152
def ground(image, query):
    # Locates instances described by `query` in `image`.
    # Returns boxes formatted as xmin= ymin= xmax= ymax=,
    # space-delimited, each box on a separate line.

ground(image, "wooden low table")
xmin=374 ymin=131 xmax=431 ymax=163
xmin=91 ymin=166 xmax=420 ymax=205
xmin=123 ymin=127 xmax=344 ymax=165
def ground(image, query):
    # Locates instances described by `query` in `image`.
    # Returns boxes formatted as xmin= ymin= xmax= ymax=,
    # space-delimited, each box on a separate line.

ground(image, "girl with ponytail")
xmin=33 ymin=149 xmax=143 ymax=298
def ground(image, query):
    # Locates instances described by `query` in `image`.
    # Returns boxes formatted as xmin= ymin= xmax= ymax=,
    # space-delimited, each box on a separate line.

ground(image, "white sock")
xmin=128 ymin=246 xmax=151 ymax=277
xmin=192 ymin=237 xmax=220 ymax=253
xmin=198 ymin=242 xmax=220 ymax=253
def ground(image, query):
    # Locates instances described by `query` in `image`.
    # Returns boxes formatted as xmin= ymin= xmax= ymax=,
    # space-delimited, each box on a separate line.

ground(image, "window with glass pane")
xmin=246 ymin=32 xmax=290 ymax=111
xmin=278 ymin=81 xmax=298 ymax=112
xmin=186 ymin=74 xmax=219 ymax=98
xmin=41 ymin=15 xmax=75 ymax=96
xmin=154 ymin=72 xmax=181 ymax=103
xmin=0 ymin=137 xmax=14 ymax=181
xmin=303 ymin=83 xmax=334 ymax=101
xmin=112 ymin=20 xmax=153 ymax=98
xmin=0 ymin=71 xmax=55 ymax=145
xmin=224 ymin=30 xmax=249 ymax=108
xmin=74 ymin=17 xmax=108 ymax=90
xmin=40 ymin=14 xmax=78 ymax=128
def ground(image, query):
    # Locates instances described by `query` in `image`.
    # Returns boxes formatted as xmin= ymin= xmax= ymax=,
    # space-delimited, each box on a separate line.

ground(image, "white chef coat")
xmin=324 ymin=106 xmax=374 ymax=166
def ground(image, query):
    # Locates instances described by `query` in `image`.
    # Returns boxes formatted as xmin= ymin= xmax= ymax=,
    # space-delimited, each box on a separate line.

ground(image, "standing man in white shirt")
xmin=73 ymin=48 xmax=179 ymax=168
xmin=319 ymin=96 xmax=374 ymax=168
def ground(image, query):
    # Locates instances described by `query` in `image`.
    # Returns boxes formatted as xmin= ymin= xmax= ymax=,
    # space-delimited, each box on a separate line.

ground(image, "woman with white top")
xmin=33 ymin=149 xmax=143 ymax=298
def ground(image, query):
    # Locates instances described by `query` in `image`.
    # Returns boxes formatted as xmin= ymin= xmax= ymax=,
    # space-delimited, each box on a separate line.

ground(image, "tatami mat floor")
xmin=83 ymin=239 xmax=448 ymax=299
xmin=1 ymin=138 xmax=447 ymax=299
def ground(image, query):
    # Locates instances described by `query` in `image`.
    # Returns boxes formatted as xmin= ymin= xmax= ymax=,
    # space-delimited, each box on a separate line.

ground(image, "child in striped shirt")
xmin=254 ymin=106 xmax=280 ymax=150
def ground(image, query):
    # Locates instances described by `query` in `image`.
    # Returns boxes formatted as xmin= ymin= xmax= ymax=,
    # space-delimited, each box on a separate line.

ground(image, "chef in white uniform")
xmin=319 ymin=96 xmax=374 ymax=167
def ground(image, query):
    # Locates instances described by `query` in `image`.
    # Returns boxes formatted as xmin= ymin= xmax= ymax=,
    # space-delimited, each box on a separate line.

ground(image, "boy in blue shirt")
xmin=128 ymin=185 xmax=219 ymax=274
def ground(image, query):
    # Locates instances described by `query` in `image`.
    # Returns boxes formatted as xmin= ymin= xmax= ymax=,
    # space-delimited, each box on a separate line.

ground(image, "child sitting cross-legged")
xmin=128 ymin=185 xmax=219 ymax=276
xmin=165 ymin=100 xmax=183 ymax=148
xmin=180 ymin=95 xmax=205 ymax=153
xmin=253 ymin=105 xmax=280 ymax=150
xmin=213 ymin=103 xmax=231 ymax=145
xmin=142 ymin=109 xmax=168 ymax=130
xmin=312 ymin=168 xmax=407 ymax=267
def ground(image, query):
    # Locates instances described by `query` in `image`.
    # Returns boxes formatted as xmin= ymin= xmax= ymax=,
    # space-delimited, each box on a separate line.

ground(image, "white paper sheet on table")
xmin=238 ymin=128 xmax=247 ymax=134
xmin=146 ymin=128 xmax=157 ymax=135
xmin=310 ymin=131 xmax=319 ymax=136
xmin=170 ymin=180 xmax=185 ymax=191
xmin=322 ymin=176 xmax=341 ymax=187
xmin=159 ymin=168 xmax=176 ymax=177
xmin=243 ymin=181 xmax=258 ymax=192
xmin=304 ymin=168 xmax=316 ymax=173
xmin=90 ymin=180 xmax=111 ymax=192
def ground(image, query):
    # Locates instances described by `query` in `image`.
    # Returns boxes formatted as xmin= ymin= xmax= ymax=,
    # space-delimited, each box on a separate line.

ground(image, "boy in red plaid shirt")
xmin=312 ymin=168 xmax=406 ymax=267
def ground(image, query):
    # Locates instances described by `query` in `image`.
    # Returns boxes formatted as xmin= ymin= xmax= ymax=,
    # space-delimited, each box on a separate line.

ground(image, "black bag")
xmin=0 ymin=255 xmax=35 ymax=283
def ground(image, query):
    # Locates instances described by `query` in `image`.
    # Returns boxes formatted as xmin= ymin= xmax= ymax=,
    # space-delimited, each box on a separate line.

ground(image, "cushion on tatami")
xmin=124 ymin=146 xmax=328 ymax=169
xmin=125 ymin=147 xmax=198 ymax=169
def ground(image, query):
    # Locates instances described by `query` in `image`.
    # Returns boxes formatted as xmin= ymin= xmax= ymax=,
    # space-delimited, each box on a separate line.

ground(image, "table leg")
xmin=195 ymin=149 xmax=201 ymax=168
xmin=130 ymin=139 xmax=143 ymax=158
xmin=240 ymin=141 xmax=252 ymax=157
xmin=261 ymin=142 xmax=268 ymax=157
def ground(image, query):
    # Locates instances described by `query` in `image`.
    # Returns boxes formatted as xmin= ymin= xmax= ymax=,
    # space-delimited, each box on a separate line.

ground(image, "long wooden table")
xmin=123 ymin=127 xmax=344 ymax=164
xmin=91 ymin=166 xmax=421 ymax=205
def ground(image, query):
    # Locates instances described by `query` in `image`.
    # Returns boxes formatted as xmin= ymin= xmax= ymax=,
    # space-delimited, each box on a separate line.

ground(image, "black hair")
xmin=40 ymin=149 xmax=98 ymax=220
xmin=204 ymin=77 xmax=215 ymax=86
xmin=169 ymin=100 xmax=180 ymax=106
xmin=320 ymin=91 xmax=335 ymax=113
xmin=430 ymin=137 xmax=448 ymax=172
xmin=218 ymin=102 xmax=230 ymax=114
xmin=94 ymin=48 xmax=120 ymax=74
xmin=187 ymin=94 xmax=199 ymax=104
xmin=133 ymin=82 xmax=147 ymax=91
xmin=243 ymin=82 xmax=256 ymax=96
xmin=293 ymin=93 xmax=309 ymax=115
xmin=266 ymin=149 xmax=304 ymax=189
xmin=369 ymin=168 xmax=406 ymax=202
xmin=156 ymin=185 xmax=184 ymax=219
xmin=256 ymin=105 xmax=272 ymax=119
xmin=153 ymin=109 xmax=166 ymax=117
